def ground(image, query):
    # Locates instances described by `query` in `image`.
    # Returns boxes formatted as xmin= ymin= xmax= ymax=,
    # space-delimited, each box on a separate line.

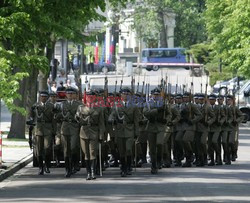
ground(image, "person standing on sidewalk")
xmin=87 ymin=51 xmax=95 ymax=74
xmin=30 ymin=91 xmax=55 ymax=175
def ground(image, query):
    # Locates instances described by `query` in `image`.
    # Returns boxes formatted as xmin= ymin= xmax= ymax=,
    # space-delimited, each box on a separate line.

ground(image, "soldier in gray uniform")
xmin=60 ymin=88 xmax=81 ymax=177
xmin=143 ymin=88 xmax=171 ymax=174
xmin=179 ymin=92 xmax=202 ymax=167
xmin=30 ymin=91 xmax=55 ymax=175
xmin=208 ymin=94 xmax=226 ymax=166
xmin=108 ymin=87 xmax=140 ymax=177
xmin=76 ymin=90 xmax=105 ymax=180
xmin=196 ymin=93 xmax=215 ymax=167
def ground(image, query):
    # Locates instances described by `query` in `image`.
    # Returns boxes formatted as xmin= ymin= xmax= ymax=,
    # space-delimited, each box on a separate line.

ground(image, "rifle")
xmin=205 ymin=77 xmax=208 ymax=123
xmin=120 ymin=74 xmax=124 ymax=90
xmin=104 ymin=76 xmax=108 ymax=99
xmin=189 ymin=82 xmax=193 ymax=119
xmin=142 ymin=74 xmax=146 ymax=95
xmin=114 ymin=76 xmax=117 ymax=97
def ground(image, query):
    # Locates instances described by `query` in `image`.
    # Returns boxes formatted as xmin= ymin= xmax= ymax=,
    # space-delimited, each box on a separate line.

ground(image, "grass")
xmin=3 ymin=138 xmax=28 ymax=142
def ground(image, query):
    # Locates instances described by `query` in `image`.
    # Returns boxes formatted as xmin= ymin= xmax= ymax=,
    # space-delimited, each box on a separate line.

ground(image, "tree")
xmin=0 ymin=0 xmax=130 ymax=138
xmin=206 ymin=0 xmax=250 ymax=77
xmin=132 ymin=0 xmax=207 ymax=48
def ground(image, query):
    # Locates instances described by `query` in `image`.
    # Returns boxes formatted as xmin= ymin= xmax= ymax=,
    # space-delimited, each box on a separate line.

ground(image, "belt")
xmin=64 ymin=120 xmax=78 ymax=124
xmin=37 ymin=121 xmax=52 ymax=123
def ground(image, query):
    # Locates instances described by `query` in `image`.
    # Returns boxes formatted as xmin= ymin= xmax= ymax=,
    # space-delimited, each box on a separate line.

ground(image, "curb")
xmin=0 ymin=153 xmax=33 ymax=182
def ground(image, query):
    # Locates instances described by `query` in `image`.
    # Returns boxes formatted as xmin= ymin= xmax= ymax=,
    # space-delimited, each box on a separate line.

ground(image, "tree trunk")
xmin=38 ymin=42 xmax=55 ymax=91
xmin=158 ymin=11 xmax=168 ymax=48
xmin=8 ymin=78 xmax=28 ymax=139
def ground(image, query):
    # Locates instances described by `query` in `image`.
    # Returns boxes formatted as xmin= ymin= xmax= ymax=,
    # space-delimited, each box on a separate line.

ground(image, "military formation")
xmin=28 ymin=77 xmax=245 ymax=180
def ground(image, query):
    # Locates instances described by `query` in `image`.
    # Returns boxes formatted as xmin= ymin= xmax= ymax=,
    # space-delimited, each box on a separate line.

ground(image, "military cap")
xmin=151 ymin=87 xmax=161 ymax=95
xmin=217 ymin=95 xmax=224 ymax=99
xmin=86 ymin=90 xmax=96 ymax=95
xmin=120 ymin=87 xmax=131 ymax=94
xmin=226 ymin=95 xmax=234 ymax=99
xmin=183 ymin=92 xmax=191 ymax=97
xmin=66 ymin=87 xmax=77 ymax=94
xmin=208 ymin=94 xmax=217 ymax=100
xmin=135 ymin=92 xmax=143 ymax=97
xmin=108 ymin=92 xmax=114 ymax=96
xmin=39 ymin=90 xmax=49 ymax=97
xmin=175 ymin=94 xmax=183 ymax=99
xmin=194 ymin=93 xmax=200 ymax=99
xmin=170 ymin=94 xmax=175 ymax=99
xmin=95 ymin=88 xmax=104 ymax=95
xmin=198 ymin=93 xmax=205 ymax=99
xmin=49 ymin=92 xmax=57 ymax=96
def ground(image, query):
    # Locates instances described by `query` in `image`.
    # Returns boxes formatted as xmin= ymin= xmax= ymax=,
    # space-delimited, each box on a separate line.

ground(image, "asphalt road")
xmin=0 ymin=125 xmax=250 ymax=202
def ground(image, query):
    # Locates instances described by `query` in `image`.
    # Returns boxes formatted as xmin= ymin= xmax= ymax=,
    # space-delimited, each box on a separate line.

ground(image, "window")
xmin=164 ymin=50 xmax=177 ymax=57
xmin=149 ymin=50 xmax=164 ymax=58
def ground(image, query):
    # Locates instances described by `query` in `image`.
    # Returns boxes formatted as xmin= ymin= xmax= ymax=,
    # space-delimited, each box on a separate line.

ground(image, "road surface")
xmin=0 ymin=125 xmax=250 ymax=202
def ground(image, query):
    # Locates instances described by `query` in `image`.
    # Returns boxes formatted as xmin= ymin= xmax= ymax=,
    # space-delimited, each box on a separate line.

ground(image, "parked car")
xmin=213 ymin=76 xmax=246 ymax=95
xmin=93 ymin=63 xmax=116 ymax=74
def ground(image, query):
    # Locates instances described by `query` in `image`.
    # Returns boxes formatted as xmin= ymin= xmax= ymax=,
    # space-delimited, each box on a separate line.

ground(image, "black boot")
xmin=71 ymin=155 xmax=77 ymax=174
xmin=182 ymin=156 xmax=192 ymax=167
xmin=90 ymin=159 xmax=96 ymax=180
xmin=55 ymin=149 xmax=61 ymax=167
xmin=86 ymin=160 xmax=91 ymax=180
xmin=208 ymin=154 xmax=215 ymax=166
xmin=216 ymin=154 xmax=223 ymax=165
xmin=38 ymin=156 xmax=44 ymax=175
xmin=120 ymin=157 xmax=127 ymax=177
xmin=151 ymin=162 xmax=158 ymax=174
xmin=65 ymin=157 xmax=71 ymax=178
xmin=127 ymin=156 xmax=132 ymax=175
xmin=44 ymin=156 xmax=51 ymax=173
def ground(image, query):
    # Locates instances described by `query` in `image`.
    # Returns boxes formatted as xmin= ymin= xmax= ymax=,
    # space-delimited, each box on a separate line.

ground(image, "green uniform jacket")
xmin=30 ymin=101 xmax=55 ymax=136
xmin=170 ymin=104 xmax=181 ymax=133
xmin=173 ymin=104 xmax=183 ymax=132
xmin=209 ymin=104 xmax=226 ymax=132
xmin=196 ymin=104 xmax=216 ymax=132
xmin=109 ymin=101 xmax=140 ymax=138
xmin=180 ymin=102 xmax=202 ymax=131
xmin=223 ymin=105 xmax=234 ymax=131
xmin=231 ymin=105 xmax=244 ymax=128
xmin=143 ymin=101 xmax=171 ymax=133
xmin=61 ymin=100 xmax=81 ymax=136
xmin=76 ymin=104 xmax=105 ymax=140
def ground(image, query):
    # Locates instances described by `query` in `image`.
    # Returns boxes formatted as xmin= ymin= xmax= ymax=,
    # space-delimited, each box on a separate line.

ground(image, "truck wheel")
xmin=152 ymin=65 xmax=159 ymax=71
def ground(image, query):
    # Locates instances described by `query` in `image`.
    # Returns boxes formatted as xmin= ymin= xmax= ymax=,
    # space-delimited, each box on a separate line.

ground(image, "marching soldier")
xmin=208 ymin=94 xmax=226 ymax=166
xmin=196 ymin=93 xmax=215 ymax=166
xmin=60 ymin=87 xmax=81 ymax=177
xmin=173 ymin=94 xmax=185 ymax=166
xmin=224 ymin=95 xmax=244 ymax=163
xmin=143 ymin=87 xmax=171 ymax=174
xmin=108 ymin=87 xmax=140 ymax=177
xmin=135 ymin=92 xmax=148 ymax=166
xmin=179 ymin=92 xmax=202 ymax=167
xmin=76 ymin=90 xmax=105 ymax=180
xmin=30 ymin=91 xmax=55 ymax=175
xmin=163 ymin=94 xmax=181 ymax=168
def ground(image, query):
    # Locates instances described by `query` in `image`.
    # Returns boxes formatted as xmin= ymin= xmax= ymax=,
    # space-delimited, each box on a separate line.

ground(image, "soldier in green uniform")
xmin=143 ymin=88 xmax=171 ymax=174
xmin=179 ymin=92 xmax=202 ymax=167
xmin=108 ymin=87 xmax=140 ymax=177
xmin=208 ymin=94 xmax=226 ymax=166
xmin=224 ymin=95 xmax=244 ymax=163
xmin=60 ymin=88 xmax=81 ymax=177
xmin=76 ymin=90 xmax=105 ymax=180
xmin=196 ymin=93 xmax=215 ymax=167
xmin=163 ymin=94 xmax=181 ymax=168
xmin=71 ymin=88 xmax=82 ymax=173
xmin=173 ymin=94 xmax=185 ymax=166
xmin=30 ymin=91 xmax=55 ymax=175
xmin=134 ymin=92 xmax=148 ymax=166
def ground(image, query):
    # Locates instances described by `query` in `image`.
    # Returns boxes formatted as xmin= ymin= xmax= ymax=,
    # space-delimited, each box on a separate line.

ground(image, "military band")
xmin=28 ymin=80 xmax=245 ymax=179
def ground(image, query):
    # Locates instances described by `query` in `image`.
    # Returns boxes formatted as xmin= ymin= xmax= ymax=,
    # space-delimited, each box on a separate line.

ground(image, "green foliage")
xmin=132 ymin=0 xmax=207 ymax=48
xmin=206 ymin=0 xmax=250 ymax=78
xmin=0 ymin=0 xmax=129 ymax=113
